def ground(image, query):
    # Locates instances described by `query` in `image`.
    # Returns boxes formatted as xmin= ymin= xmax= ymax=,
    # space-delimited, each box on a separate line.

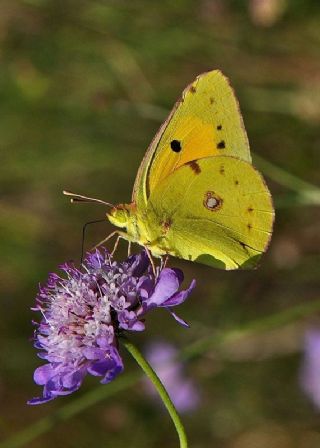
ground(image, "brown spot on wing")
xmin=239 ymin=241 xmax=249 ymax=254
xmin=239 ymin=241 xmax=250 ymax=254
xmin=234 ymin=179 xmax=239 ymax=185
xmin=247 ymin=223 xmax=252 ymax=231
xmin=190 ymin=85 xmax=196 ymax=93
xmin=247 ymin=206 xmax=254 ymax=213
xmin=219 ymin=165 xmax=225 ymax=175
xmin=217 ymin=124 xmax=222 ymax=130
xmin=187 ymin=160 xmax=201 ymax=174
xmin=217 ymin=140 xmax=225 ymax=149
xmin=161 ymin=218 xmax=172 ymax=234
xmin=210 ymin=97 xmax=215 ymax=104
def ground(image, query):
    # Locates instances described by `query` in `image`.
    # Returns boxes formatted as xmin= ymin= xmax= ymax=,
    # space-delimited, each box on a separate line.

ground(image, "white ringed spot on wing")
xmin=203 ymin=191 xmax=223 ymax=211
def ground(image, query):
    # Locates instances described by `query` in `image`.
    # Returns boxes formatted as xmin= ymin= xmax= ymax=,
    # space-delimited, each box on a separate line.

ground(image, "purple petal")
xmin=146 ymin=268 xmax=182 ymax=307
xmin=129 ymin=250 xmax=149 ymax=276
xmin=85 ymin=249 xmax=105 ymax=269
xmin=34 ymin=364 xmax=56 ymax=385
xmin=97 ymin=335 xmax=114 ymax=349
xmin=171 ymin=268 xmax=184 ymax=284
xmin=128 ymin=320 xmax=145 ymax=331
xmin=101 ymin=357 xmax=124 ymax=384
xmin=88 ymin=360 xmax=113 ymax=376
xmin=167 ymin=309 xmax=190 ymax=328
xmin=88 ymin=347 xmax=123 ymax=381
xmin=61 ymin=369 xmax=86 ymax=389
xmin=137 ymin=277 xmax=154 ymax=299
xmin=161 ymin=279 xmax=196 ymax=307
xmin=118 ymin=310 xmax=145 ymax=331
xmin=27 ymin=395 xmax=56 ymax=405
xmin=83 ymin=347 xmax=105 ymax=360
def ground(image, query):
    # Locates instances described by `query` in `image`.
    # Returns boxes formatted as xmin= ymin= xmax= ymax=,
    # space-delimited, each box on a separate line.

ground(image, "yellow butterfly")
xmin=66 ymin=70 xmax=274 ymax=270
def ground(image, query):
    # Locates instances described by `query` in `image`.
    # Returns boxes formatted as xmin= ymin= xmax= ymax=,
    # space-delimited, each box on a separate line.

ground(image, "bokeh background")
xmin=1 ymin=0 xmax=320 ymax=447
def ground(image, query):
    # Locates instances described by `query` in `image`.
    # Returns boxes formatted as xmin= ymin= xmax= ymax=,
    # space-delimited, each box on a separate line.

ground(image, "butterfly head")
xmin=107 ymin=203 xmax=144 ymax=244
xmin=107 ymin=204 xmax=131 ymax=229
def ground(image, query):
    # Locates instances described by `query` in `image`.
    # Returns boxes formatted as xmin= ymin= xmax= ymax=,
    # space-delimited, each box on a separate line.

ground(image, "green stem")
xmin=3 ymin=299 xmax=320 ymax=448
xmin=122 ymin=338 xmax=188 ymax=448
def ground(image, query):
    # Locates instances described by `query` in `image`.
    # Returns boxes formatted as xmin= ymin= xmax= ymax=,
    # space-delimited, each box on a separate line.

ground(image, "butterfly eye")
xmin=170 ymin=140 xmax=182 ymax=152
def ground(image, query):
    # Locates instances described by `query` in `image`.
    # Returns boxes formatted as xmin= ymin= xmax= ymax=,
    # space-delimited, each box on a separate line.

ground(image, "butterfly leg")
xmin=111 ymin=233 xmax=134 ymax=257
xmin=144 ymin=246 xmax=157 ymax=276
xmin=162 ymin=254 xmax=169 ymax=269
xmin=93 ymin=230 xmax=134 ymax=257
xmin=93 ymin=230 xmax=119 ymax=250
xmin=111 ymin=234 xmax=122 ymax=256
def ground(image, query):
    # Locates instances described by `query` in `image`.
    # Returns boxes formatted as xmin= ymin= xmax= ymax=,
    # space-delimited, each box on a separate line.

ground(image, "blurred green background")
xmin=1 ymin=0 xmax=320 ymax=447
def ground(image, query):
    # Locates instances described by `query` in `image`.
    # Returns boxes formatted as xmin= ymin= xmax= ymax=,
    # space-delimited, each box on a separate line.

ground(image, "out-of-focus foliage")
xmin=1 ymin=0 xmax=320 ymax=447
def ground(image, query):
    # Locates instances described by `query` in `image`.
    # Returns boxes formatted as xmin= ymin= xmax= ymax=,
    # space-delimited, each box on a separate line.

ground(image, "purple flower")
xmin=144 ymin=341 xmax=200 ymax=413
xmin=300 ymin=328 xmax=320 ymax=410
xmin=29 ymin=249 xmax=195 ymax=405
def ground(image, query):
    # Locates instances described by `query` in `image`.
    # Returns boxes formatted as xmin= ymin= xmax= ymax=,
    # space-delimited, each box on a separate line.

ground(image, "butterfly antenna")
xmin=63 ymin=191 xmax=115 ymax=208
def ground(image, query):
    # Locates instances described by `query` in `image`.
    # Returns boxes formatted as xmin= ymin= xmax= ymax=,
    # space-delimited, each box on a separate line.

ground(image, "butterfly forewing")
xmin=132 ymin=70 xmax=251 ymax=210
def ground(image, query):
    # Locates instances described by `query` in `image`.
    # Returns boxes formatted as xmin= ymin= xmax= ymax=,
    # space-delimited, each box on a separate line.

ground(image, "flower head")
xmin=29 ymin=249 xmax=195 ymax=404
xmin=144 ymin=341 xmax=200 ymax=413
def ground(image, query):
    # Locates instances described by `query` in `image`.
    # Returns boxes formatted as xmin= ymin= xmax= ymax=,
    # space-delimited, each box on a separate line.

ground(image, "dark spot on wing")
xmin=217 ymin=124 xmax=222 ymax=130
xmin=247 ymin=206 xmax=254 ymax=213
xmin=170 ymin=140 xmax=182 ymax=153
xmin=217 ymin=140 xmax=225 ymax=149
xmin=247 ymin=223 xmax=252 ymax=231
xmin=219 ymin=165 xmax=225 ymax=175
xmin=187 ymin=160 xmax=201 ymax=174
xmin=210 ymin=97 xmax=215 ymax=104
xmin=239 ymin=241 xmax=251 ymax=255
xmin=234 ymin=179 xmax=239 ymax=185
xmin=190 ymin=85 xmax=196 ymax=93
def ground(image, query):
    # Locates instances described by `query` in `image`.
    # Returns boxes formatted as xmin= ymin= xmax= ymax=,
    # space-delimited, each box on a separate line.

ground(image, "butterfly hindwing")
xmin=147 ymin=156 xmax=274 ymax=270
